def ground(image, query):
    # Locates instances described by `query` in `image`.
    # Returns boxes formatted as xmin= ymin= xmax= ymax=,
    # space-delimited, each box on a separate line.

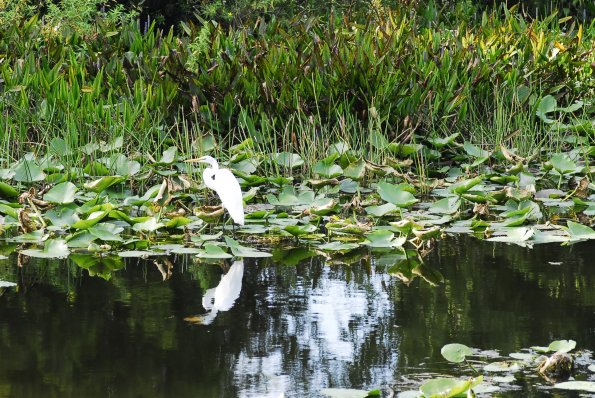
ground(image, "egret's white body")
xmin=189 ymin=155 xmax=245 ymax=225
xmin=200 ymin=259 xmax=244 ymax=325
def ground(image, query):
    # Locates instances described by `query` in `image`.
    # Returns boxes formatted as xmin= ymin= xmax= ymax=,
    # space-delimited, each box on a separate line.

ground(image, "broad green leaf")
xmin=550 ymin=153 xmax=576 ymax=174
xmin=420 ymin=376 xmax=483 ymax=397
xmin=429 ymin=197 xmax=461 ymax=214
xmin=274 ymin=152 xmax=304 ymax=169
xmin=554 ymin=381 xmax=595 ymax=392
xmin=317 ymin=241 xmax=360 ymax=252
xmin=0 ymin=203 xmax=19 ymax=219
xmin=118 ymin=250 xmax=164 ymax=258
xmin=0 ymin=181 xmax=18 ymax=198
xmin=285 ymin=224 xmax=317 ymax=237
xmin=378 ymin=182 xmax=418 ymax=207
xmin=363 ymin=230 xmax=405 ymax=248
xmin=165 ymin=216 xmax=192 ymax=228
xmin=427 ymin=133 xmax=460 ymax=148
xmin=463 ymin=142 xmax=490 ymax=158
xmin=46 ymin=207 xmax=79 ymax=227
xmin=441 ymin=343 xmax=473 ymax=363
xmin=565 ymin=221 xmax=595 ymax=240
xmin=196 ymin=243 xmax=232 ymax=259
xmin=132 ymin=217 xmax=164 ymax=232
xmin=369 ymin=131 xmax=388 ymax=149
xmin=20 ymin=239 xmax=70 ymax=259
xmin=450 ymin=175 xmax=484 ymax=195
xmin=313 ymin=158 xmax=343 ymax=178
xmin=536 ymin=95 xmax=557 ymax=123
xmin=344 ymin=160 xmax=366 ymax=180
xmin=88 ymin=223 xmax=124 ymax=241
xmin=84 ymin=176 xmax=125 ymax=192
xmin=365 ymin=203 xmax=398 ymax=217
xmin=12 ymin=158 xmax=46 ymax=182
xmin=43 ymin=182 xmax=77 ymax=204
xmin=224 ymin=237 xmax=272 ymax=257
xmin=159 ymin=146 xmax=177 ymax=164
xmin=483 ymin=361 xmax=522 ymax=372
xmin=72 ymin=210 xmax=110 ymax=230
xmin=9 ymin=230 xmax=47 ymax=243
xmin=548 ymin=339 xmax=576 ymax=353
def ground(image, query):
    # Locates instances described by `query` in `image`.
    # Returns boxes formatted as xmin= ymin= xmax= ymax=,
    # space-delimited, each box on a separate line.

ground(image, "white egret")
xmin=186 ymin=155 xmax=245 ymax=225
xmin=199 ymin=259 xmax=245 ymax=325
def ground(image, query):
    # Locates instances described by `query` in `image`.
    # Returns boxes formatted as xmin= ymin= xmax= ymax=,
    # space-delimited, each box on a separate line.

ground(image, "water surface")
xmin=0 ymin=235 xmax=594 ymax=397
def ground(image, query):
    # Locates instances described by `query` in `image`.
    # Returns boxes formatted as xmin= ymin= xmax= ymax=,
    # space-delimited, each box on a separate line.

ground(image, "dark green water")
xmin=0 ymin=236 xmax=593 ymax=397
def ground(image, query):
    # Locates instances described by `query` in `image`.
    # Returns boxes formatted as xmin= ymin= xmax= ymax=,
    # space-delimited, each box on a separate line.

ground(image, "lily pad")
xmin=441 ymin=343 xmax=474 ymax=363
xmin=224 ymin=237 xmax=272 ymax=257
xmin=320 ymin=388 xmax=380 ymax=398
xmin=553 ymin=381 xmax=595 ymax=392
xmin=548 ymin=339 xmax=576 ymax=353
xmin=377 ymin=182 xmax=418 ymax=207
xmin=20 ymin=239 xmax=70 ymax=259
xmin=43 ymin=182 xmax=77 ymax=204
xmin=483 ymin=361 xmax=522 ymax=372
xmin=420 ymin=376 xmax=483 ymax=397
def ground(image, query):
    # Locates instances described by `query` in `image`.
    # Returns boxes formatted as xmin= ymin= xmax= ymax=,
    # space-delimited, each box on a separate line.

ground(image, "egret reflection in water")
xmin=198 ymin=259 xmax=245 ymax=325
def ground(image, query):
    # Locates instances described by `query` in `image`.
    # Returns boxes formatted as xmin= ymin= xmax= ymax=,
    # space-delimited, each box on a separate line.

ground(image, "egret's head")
xmin=186 ymin=155 xmax=218 ymax=169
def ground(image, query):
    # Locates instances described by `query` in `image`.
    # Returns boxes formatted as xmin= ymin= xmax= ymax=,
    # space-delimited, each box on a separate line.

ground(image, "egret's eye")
xmin=212 ymin=174 xmax=216 ymax=180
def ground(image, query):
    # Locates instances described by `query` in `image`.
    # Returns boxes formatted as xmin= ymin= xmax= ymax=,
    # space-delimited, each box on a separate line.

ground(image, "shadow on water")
xmin=0 ymin=235 xmax=594 ymax=397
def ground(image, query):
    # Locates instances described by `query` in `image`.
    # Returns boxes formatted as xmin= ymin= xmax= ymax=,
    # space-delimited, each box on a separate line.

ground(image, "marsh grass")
xmin=1 ymin=3 xmax=594 ymax=178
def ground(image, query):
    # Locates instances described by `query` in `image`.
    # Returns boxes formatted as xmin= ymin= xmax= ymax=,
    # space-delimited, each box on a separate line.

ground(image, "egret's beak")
xmin=185 ymin=156 xmax=207 ymax=163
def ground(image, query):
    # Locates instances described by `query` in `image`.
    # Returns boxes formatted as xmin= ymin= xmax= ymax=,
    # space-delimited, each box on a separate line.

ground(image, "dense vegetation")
xmin=1 ymin=0 xmax=594 ymax=162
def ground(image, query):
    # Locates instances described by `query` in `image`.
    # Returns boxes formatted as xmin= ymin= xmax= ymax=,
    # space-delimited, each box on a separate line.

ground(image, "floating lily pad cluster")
xmin=397 ymin=339 xmax=595 ymax=397
xmin=0 ymin=133 xmax=594 ymax=273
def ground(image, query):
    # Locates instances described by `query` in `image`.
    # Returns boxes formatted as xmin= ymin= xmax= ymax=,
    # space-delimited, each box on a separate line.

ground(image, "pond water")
xmin=0 ymin=235 xmax=594 ymax=397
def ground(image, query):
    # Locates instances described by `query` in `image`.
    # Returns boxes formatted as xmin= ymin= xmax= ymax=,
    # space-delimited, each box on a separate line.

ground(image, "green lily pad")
xmin=450 ymin=175 xmax=484 ymax=195
xmin=158 ymin=146 xmax=177 ymax=164
xmin=118 ymin=250 xmax=164 ymax=258
xmin=20 ymin=239 xmax=70 ymax=259
xmin=285 ymin=224 xmax=318 ymax=237
xmin=313 ymin=156 xmax=343 ymax=178
xmin=365 ymin=203 xmax=398 ymax=217
xmin=224 ymin=237 xmax=272 ymax=257
xmin=550 ymin=153 xmax=577 ymax=174
xmin=196 ymin=243 xmax=233 ymax=259
xmin=0 ymin=181 xmax=18 ymax=198
xmin=429 ymin=197 xmax=461 ymax=214
xmin=320 ymin=388 xmax=380 ymax=398
xmin=363 ymin=230 xmax=406 ymax=248
xmin=344 ymin=160 xmax=366 ymax=180
xmin=565 ymin=221 xmax=595 ymax=241
xmin=420 ymin=376 xmax=483 ymax=397
xmin=317 ymin=241 xmax=360 ymax=252
xmin=536 ymin=95 xmax=556 ymax=123
xmin=554 ymin=381 xmax=595 ymax=392
xmin=9 ymin=230 xmax=47 ymax=243
xmin=275 ymin=152 xmax=304 ymax=169
xmin=70 ymin=253 xmax=124 ymax=280
xmin=441 ymin=343 xmax=474 ymax=363
xmin=12 ymin=158 xmax=46 ymax=182
xmin=483 ymin=361 xmax=522 ymax=372
xmin=84 ymin=176 xmax=125 ymax=193
xmin=378 ymin=182 xmax=418 ymax=207
xmin=88 ymin=223 xmax=124 ymax=241
xmin=548 ymin=339 xmax=576 ymax=353
xmin=43 ymin=182 xmax=77 ymax=204
xmin=72 ymin=210 xmax=110 ymax=230
xmin=132 ymin=217 xmax=165 ymax=232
